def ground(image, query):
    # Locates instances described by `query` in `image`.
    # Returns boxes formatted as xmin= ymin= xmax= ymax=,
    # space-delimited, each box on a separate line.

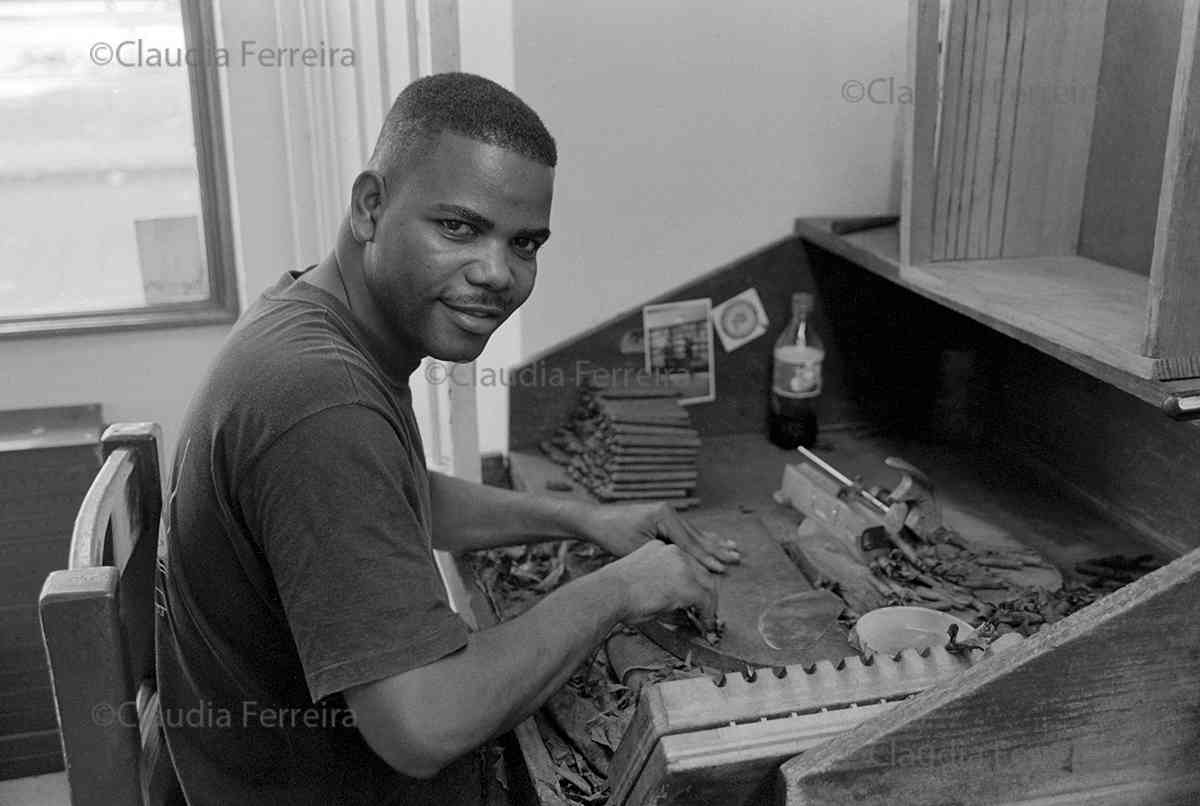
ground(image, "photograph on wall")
xmin=642 ymin=298 xmax=716 ymax=405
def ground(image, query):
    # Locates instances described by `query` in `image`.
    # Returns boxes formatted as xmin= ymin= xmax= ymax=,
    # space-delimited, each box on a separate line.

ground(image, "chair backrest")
xmin=38 ymin=423 xmax=183 ymax=806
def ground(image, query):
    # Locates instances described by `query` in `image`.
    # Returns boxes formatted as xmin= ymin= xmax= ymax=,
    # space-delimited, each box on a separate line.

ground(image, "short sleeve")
xmin=239 ymin=404 xmax=469 ymax=702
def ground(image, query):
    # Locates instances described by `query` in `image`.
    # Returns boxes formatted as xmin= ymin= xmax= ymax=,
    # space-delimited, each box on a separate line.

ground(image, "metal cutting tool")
xmin=773 ymin=446 xmax=945 ymax=564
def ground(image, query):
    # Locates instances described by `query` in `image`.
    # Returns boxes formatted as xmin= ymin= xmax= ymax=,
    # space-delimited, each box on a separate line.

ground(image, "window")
xmin=0 ymin=0 xmax=236 ymax=337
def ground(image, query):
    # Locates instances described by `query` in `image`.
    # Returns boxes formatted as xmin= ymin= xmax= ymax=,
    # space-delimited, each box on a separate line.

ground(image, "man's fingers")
xmin=657 ymin=509 xmax=741 ymax=572
xmin=693 ymin=562 xmax=720 ymax=627
xmin=681 ymin=516 xmax=740 ymax=562
xmin=704 ymin=577 xmax=720 ymax=626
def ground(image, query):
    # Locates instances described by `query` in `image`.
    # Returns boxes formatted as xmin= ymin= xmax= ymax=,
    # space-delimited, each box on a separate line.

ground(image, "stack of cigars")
xmin=540 ymin=379 xmax=700 ymax=509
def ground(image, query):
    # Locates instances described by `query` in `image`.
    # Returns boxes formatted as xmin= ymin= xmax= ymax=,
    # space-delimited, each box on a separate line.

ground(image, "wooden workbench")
xmin=498 ymin=215 xmax=1200 ymax=804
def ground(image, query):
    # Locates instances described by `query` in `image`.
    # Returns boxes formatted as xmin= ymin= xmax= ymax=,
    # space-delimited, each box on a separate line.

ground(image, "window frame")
xmin=0 ymin=0 xmax=238 ymax=339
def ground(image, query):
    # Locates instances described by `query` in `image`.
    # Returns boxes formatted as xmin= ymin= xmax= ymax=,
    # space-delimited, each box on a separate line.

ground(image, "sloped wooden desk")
xmin=502 ymin=424 xmax=1170 ymax=804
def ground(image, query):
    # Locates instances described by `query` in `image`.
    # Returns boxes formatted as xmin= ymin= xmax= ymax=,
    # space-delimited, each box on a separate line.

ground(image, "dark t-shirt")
xmin=155 ymin=270 xmax=479 ymax=804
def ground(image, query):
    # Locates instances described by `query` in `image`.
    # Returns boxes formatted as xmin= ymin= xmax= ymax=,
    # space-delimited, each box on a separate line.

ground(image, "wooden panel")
xmin=1078 ymin=0 xmax=1183 ymax=275
xmin=0 ymin=687 xmax=55 ymax=737
xmin=0 ymin=539 xmax=69 ymax=608
xmin=900 ymin=0 xmax=940 ymax=266
xmin=1146 ymin=0 xmax=1200 ymax=370
xmin=39 ymin=567 xmax=141 ymax=806
xmin=963 ymin=0 xmax=1010 ymax=258
xmin=930 ymin=0 xmax=1106 ymax=260
xmin=930 ymin=0 xmax=969 ymax=260
xmin=994 ymin=337 xmax=1200 ymax=556
xmin=0 ymin=731 xmax=63 ymax=780
xmin=781 ymin=548 xmax=1200 ymax=805
xmin=1003 ymin=0 xmax=1106 ymax=258
xmin=0 ymin=404 xmax=101 ymax=452
xmin=627 ymin=703 xmax=895 ymax=806
xmin=985 ymin=0 xmax=1026 ymax=258
xmin=509 ymin=238 xmax=863 ymax=452
xmin=611 ymin=648 xmax=978 ymax=806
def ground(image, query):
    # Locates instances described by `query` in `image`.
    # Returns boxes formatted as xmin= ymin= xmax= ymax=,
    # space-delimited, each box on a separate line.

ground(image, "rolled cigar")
xmin=599 ymin=406 xmax=689 ymax=421
xmin=598 ymin=398 xmax=687 ymax=412
xmin=594 ymin=411 xmax=682 ymax=423
xmin=607 ymin=471 xmax=698 ymax=482
xmin=606 ymin=429 xmax=699 ymax=440
xmin=597 ymin=396 xmax=684 ymax=409
xmin=601 ymin=480 xmax=693 ymax=491
xmin=607 ymin=452 xmax=699 ymax=461
xmin=975 ymin=555 xmax=1024 ymax=570
xmin=610 ymin=435 xmax=701 ymax=448
xmin=605 ymin=456 xmax=698 ymax=466
xmin=607 ymin=423 xmax=699 ymax=437
xmin=607 ymin=443 xmax=699 ymax=453
xmin=594 ymin=487 xmax=689 ymax=500
xmin=959 ymin=577 xmax=1006 ymax=590
xmin=604 ymin=412 xmax=691 ymax=424
xmin=606 ymin=415 xmax=694 ymax=426
xmin=539 ymin=441 xmax=572 ymax=465
xmin=604 ymin=472 xmax=700 ymax=479
xmin=595 ymin=388 xmax=679 ymax=400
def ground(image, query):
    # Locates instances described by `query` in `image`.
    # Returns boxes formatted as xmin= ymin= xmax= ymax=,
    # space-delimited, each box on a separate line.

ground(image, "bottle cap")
xmin=792 ymin=292 xmax=814 ymax=312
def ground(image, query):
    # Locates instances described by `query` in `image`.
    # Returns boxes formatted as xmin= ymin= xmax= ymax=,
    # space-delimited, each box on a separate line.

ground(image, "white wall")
xmin=512 ymin=0 xmax=909 ymax=356
xmin=459 ymin=0 xmax=518 ymax=455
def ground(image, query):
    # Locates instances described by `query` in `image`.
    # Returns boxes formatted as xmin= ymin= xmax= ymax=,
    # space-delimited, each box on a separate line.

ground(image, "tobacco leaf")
xmin=586 ymin=711 xmax=626 ymax=753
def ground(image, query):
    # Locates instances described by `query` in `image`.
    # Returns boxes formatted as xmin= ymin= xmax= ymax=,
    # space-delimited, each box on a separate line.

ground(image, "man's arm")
xmin=429 ymin=470 xmax=740 ymax=571
xmin=343 ymin=540 xmax=712 ymax=778
xmin=428 ymin=469 xmax=586 ymax=550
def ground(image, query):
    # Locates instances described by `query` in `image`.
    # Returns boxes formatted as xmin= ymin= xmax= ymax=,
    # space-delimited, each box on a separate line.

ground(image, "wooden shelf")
xmin=795 ymin=218 xmax=1200 ymax=413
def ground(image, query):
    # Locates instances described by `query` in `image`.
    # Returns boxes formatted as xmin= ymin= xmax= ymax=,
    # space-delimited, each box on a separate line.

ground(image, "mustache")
xmin=442 ymin=293 xmax=512 ymax=311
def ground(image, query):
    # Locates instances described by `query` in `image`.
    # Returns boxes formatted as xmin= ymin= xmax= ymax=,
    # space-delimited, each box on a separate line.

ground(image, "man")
xmin=156 ymin=72 xmax=739 ymax=804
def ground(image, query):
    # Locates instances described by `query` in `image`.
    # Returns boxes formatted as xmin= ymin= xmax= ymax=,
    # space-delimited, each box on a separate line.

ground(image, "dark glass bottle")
xmin=768 ymin=292 xmax=823 ymax=449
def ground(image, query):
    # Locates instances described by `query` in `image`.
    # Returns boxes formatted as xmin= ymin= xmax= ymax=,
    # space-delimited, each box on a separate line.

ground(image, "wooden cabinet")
xmin=902 ymin=0 xmax=1200 ymax=383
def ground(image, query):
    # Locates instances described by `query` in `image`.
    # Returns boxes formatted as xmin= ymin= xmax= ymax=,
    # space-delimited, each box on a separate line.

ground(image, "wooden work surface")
xmin=509 ymin=430 xmax=1171 ymax=804
xmin=511 ymin=429 xmax=1159 ymax=579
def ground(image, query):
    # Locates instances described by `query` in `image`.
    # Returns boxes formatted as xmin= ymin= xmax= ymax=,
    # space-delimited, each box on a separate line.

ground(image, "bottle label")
xmin=773 ymin=345 xmax=823 ymax=399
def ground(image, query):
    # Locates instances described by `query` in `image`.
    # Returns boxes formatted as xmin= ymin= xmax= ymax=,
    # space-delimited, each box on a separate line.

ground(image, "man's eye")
xmin=512 ymin=238 xmax=542 ymax=259
xmin=439 ymin=220 xmax=474 ymax=237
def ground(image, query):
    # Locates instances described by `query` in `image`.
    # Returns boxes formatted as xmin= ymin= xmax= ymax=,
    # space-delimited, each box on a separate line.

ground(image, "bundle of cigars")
xmin=539 ymin=377 xmax=700 ymax=509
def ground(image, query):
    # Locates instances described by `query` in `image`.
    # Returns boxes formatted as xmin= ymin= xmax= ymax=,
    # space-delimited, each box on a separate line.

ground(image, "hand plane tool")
xmin=773 ymin=447 xmax=943 ymax=564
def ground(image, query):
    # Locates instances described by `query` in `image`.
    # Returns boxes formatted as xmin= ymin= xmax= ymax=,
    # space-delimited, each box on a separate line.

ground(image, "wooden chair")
xmin=38 ymin=423 xmax=184 ymax=806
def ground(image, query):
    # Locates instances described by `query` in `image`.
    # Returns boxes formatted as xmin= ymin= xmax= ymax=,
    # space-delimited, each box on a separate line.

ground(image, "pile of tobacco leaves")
xmin=468 ymin=540 xmax=707 ymax=804
xmin=865 ymin=533 xmax=1161 ymax=637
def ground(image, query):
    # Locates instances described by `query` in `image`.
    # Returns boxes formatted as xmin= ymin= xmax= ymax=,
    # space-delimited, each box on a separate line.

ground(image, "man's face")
xmin=361 ymin=131 xmax=553 ymax=363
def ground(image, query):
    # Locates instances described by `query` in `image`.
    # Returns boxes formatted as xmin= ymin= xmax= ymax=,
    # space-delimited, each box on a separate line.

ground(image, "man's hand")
xmin=581 ymin=502 xmax=741 ymax=573
xmin=603 ymin=540 xmax=719 ymax=624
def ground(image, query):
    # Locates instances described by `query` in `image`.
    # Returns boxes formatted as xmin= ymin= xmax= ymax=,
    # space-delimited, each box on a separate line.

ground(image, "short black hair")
xmin=367 ymin=72 xmax=556 ymax=176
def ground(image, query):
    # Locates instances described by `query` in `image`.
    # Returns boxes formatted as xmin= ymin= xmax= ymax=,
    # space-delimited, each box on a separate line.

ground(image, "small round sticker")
xmin=719 ymin=299 xmax=760 ymax=339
